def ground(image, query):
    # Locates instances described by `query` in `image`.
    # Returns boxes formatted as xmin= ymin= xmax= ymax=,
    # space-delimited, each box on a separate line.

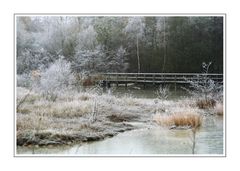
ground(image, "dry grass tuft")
xmin=119 ymin=95 xmax=140 ymax=106
xmin=17 ymin=113 xmax=50 ymax=131
xmin=215 ymin=103 xmax=223 ymax=116
xmin=196 ymin=99 xmax=216 ymax=109
xmin=154 ymin=111 xmax=202 ymax=128
xmin=49 ymin=101 xmax=92 ymax=118
xmin=17 ymin=108 xmax=31 ymax=114
xmin=79 ymin=95 xmax=90 ymax=101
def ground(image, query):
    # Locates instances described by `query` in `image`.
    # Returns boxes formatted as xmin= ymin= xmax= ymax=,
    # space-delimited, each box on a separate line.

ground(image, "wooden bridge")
xmin=100 ymin=73 xmax=223 ymax=88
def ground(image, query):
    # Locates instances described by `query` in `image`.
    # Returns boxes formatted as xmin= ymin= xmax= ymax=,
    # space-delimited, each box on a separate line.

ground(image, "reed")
xmin=215 ymin=103 xmax=223 ymax=116
xmin=154 ymin=112 xmax=202 ymax=128
xmin=196 ymin=99 xmax=216 ymax=109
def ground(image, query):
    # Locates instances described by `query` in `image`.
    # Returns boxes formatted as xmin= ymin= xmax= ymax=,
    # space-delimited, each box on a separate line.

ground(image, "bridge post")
xmin=125 ymin=74 xmax=128 ymax=89
xmin=153 ymin=74 xmax=155 ymax=85
xmin=107 ymin=81 xmax=111 ymax=88
xmin=174 ymin=75 xmax=177 ymax=91
xmin=116 ymin=74 xmax=118 ymax=87
xmin=143 ymin=74 xmax=146 ymax=89
xmin=136 ymin=73 xmax=138 ymax=84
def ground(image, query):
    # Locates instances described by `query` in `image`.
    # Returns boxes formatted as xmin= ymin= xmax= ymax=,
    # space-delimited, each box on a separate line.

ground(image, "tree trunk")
xmin=137 ymin=36 xmax=141 ymax=73
xmin=162 ymin=17 xmax=166 ymax=73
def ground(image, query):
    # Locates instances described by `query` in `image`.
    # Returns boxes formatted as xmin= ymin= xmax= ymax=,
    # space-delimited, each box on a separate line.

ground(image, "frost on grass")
xmin=16 ymin=77 xmax=218 ymax=147
xmin=16 ymin=87 xmax=145 ymax=145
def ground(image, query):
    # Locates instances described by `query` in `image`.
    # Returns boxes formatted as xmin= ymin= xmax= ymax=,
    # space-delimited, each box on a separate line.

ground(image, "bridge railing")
xmin=101 ymin=73 xmax=223 ymax=84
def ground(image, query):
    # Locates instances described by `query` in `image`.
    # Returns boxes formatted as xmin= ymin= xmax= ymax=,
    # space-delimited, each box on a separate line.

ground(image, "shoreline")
xmin=17 ymin=122 xmax=139 ymax=147
xmin=16 ymin=86 xmax=222 ymax=149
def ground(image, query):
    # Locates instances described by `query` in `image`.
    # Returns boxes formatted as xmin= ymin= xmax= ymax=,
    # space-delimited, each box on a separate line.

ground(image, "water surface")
xmin=17 ymin=116 xmax=223 ymax=155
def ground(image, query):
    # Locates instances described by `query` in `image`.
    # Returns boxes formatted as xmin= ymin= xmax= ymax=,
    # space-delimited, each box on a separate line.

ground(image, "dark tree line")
xmin=17 ymin=16 xmax=223 ymax=74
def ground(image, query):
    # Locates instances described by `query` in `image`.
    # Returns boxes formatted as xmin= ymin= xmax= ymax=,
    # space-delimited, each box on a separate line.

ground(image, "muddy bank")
xmin=16 ymin=87 xmax=156 ymax=147
xmin=16 ymin=87 xmax=222 ymax=149
xmin=16 ymin=112 xmax=150 ymax=147
xmin=17 ymin=105 xmax=151 ymax=147
xmin=17 ymin=122 xmax=138 ymax=146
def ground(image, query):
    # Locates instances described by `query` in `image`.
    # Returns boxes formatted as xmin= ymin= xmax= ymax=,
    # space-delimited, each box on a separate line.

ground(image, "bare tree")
xmin=124 ymin=17 xmax=145 ymax=73
xmin=162 ymin=17 xmax=167 ymax=73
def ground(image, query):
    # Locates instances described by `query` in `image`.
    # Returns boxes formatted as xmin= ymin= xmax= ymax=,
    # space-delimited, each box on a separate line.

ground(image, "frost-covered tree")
xmin=72 ymin=19 xmax=103 ymax=73
xmin=77 ymin=25 xmax=97 ymax=50
xmin=16 ymin=16 xmax=223 ymax=74
xmin=73 ymin=46 xmax=106 ymax=73
xmin=40 ymin=17 xmax=79 ymax=59
xmin=114 ymin=46 xmax=128 ymax=72
xmin=94 ymin=17 xmax=126 ymax=51
xmin=73 ymin=45 xmax=128 ymax=73
xmin=16 ymin=17 xmax=34 ymax=56
xmin=17 ymin=17 xmax=55 ymax=74
xmin=17 ymin=48 xmax=54 ymax=74
xmin=109 ymin=46 xmax=128 ymax=72
xmin=40 ymin=58 xmax=74 ymax=95
xmin=124 ymin=17 xmax=145 ymax=73
xmin=73 ymin=18 xmax=128 ymax=73
xmin=162 ymin=17 xmax=167 ymax=72
xmin=156 ymin=17 xmax=168 ymax=72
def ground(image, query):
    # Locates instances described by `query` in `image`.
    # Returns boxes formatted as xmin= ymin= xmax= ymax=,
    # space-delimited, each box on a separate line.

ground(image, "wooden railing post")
xmin=116 ymin=74 xmax=118 ymax=87
xmin=174 ymin=74 xmax=177 ymax=91
xmin=125 ymin=74 xmax=127 ymax=89
xmin=143 ymin=74 xmax=146 ymax=89
xmin=153 ymin=74 xmax=155 ymax=85
xmin=136 ymin=73 xmax=138 ymax=83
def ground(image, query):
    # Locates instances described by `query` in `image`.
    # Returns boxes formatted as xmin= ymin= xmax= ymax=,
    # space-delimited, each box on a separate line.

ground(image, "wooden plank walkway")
xmin=100 ymin=73 xmax=223 ymax=87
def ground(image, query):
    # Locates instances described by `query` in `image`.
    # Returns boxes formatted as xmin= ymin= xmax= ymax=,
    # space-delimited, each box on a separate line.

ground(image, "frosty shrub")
xmin=73 ymin=46 xmax=105 ymax=73
xmin=17 ymin=48 xmax=54 ymax=75
xmin=87 ymin=85 xmax=103 ymax=96
xmin=17 ymin=73 xmax=32 ymax=88
xmin=73 ymin=45 xmax=128 ymax=73
xmin=183 ymin=62 xmax=223 ymax=108
xmin=155 ymin=85 xmax=170 ymax=113
xmin=39 ymin=58 xmax=75 ymax=100
xmin=155 ymin=85 xmax=170 ymax=100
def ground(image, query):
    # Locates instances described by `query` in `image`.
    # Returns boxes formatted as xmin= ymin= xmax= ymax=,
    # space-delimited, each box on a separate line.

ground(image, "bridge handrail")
xmin=101 ymin=73 xmax=223 ymax=76
xmin=98 ymin=73 xmax=223 ymax=86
